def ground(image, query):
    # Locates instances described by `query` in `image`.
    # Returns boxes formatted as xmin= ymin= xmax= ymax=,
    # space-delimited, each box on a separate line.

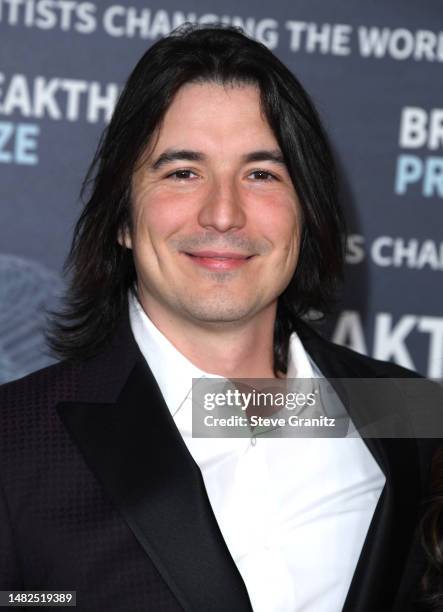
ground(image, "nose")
xmin=197 ymin=176 xmax=247 ymax=232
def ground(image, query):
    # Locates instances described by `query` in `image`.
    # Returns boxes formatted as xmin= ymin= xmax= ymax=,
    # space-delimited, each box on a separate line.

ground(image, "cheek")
xmin=252 ymin=194 xmax=302 ymax=251
xmin=131 ymin=191 xmax=190 ymax=247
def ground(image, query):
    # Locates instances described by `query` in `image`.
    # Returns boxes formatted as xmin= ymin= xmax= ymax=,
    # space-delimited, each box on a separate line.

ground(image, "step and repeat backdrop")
xmin=0 ymin=0 xmax=442 ymax=383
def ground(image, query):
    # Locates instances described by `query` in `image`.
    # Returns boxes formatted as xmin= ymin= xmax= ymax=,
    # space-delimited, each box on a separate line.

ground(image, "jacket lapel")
xmin=57 ymin=317 xmax=252 ymax=612
xmin=295 ymin=320 xmax=421 ymax=612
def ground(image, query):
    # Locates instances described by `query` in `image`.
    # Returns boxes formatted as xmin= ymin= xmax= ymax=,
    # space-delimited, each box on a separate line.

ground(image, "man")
xmin=0 ymin=25 xmax=439 ymax=612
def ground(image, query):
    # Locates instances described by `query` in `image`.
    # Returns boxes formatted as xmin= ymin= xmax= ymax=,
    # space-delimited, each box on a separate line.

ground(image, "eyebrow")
xmin=150 ymin=148 xmax=286 ymax=170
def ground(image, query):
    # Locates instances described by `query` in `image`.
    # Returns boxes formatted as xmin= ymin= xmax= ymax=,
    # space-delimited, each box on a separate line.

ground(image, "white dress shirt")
xmin=129 ymin=294 xmax=385 ymax=612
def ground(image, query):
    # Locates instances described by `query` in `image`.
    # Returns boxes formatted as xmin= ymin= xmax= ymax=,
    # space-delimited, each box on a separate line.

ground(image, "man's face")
xmin=123 ymin=82 xmax=302 ymax=328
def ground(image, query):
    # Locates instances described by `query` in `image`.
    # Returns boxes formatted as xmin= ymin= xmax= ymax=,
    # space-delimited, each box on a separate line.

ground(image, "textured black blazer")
xmin=0 ymin=312 xmax=440 ymax=612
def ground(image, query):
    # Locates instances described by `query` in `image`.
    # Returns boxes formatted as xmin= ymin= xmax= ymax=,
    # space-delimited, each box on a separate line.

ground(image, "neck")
xmin=137 ymin=295 xmax=279 ymax=379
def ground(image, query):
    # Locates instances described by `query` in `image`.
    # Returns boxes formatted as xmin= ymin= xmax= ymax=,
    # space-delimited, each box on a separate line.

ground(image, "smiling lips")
xmin=184 ymin=250 xmax=254 ymax=270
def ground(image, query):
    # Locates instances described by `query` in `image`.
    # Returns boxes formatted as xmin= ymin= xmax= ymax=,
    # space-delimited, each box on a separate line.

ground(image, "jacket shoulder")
xmin=0 ymin=359 xmax=82 ymax=415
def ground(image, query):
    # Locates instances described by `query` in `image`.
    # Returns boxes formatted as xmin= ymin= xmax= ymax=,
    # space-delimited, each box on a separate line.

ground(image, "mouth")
xmin=183 ymin=251 xmax=255 ymax=271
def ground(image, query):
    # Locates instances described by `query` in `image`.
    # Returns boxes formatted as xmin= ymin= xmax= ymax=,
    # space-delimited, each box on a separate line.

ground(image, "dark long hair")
xmin=48 ymin=24 xmax=346 ymax=372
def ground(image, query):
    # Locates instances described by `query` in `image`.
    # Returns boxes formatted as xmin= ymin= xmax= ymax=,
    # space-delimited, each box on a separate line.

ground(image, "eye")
xmin=248 ymin=170 xmax=278 ymax=181
xmin=166 ymin=169 xmax=198 ymax=180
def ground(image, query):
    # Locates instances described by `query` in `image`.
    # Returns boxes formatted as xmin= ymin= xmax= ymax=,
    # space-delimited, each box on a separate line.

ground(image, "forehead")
xmin=150 ymin=81 xmax=278 ymax=153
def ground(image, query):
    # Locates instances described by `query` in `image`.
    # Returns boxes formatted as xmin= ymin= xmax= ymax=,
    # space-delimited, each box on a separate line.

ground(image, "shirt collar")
xmin=286 ymin=331 xmax=316 ymax=379
xmin=128 ymin=293 xmax=221 ymax=415
xmin=128 ymin=293 xmax=319 ymax=418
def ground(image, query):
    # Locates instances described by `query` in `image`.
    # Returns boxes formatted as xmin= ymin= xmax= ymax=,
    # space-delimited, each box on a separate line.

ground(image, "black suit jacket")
xmin=0 ymin=312 xmax=440 ymax=612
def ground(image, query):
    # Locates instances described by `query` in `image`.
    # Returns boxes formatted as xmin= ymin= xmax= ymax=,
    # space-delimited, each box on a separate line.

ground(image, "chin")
xmin=188 ymin=308 xmax=252 ymax=324
xmin=180 ymin=301 xmax=256 ymax=324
